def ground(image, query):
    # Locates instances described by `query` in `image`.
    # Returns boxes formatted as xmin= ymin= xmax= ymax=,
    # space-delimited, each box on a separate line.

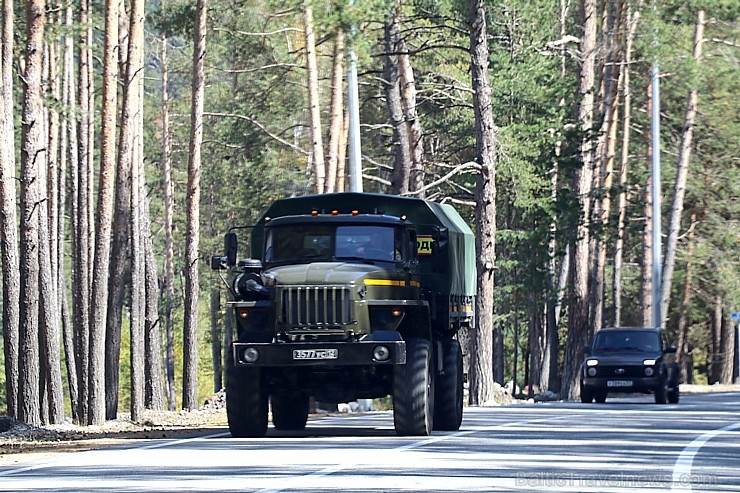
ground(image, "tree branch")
xmin=204 ymin=112 xmax=307 ymax=155
xmin=404 ymin=161 xmax=480 ymax=196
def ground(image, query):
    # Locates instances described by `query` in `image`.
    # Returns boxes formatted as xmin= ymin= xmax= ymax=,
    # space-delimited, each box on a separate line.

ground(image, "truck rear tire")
xmin=393 ymin=338 xmax=434 ymax=436
xmin=433 ymin=339 xmax=463 ymax=431
xmin=226 ymin=349 xmax=268 ymax=438
xmin=271 ymin=392 xmax=309 ymax=431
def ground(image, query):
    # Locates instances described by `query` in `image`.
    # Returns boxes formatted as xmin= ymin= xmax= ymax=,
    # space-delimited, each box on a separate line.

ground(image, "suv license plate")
xmin=607 ymin=380 xmax=633 ymax=388
xmin=293 ymin=349 xmax=338 ymax=360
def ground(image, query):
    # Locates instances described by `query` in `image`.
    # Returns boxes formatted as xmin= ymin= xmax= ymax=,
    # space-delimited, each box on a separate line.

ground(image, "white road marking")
xmin=0 ymin=431 xmax=230 ymax=478
xmin=254 ymin=412 xmax=580 ymax=493
xmin=671 ymin=422 xmax=740 ymax=492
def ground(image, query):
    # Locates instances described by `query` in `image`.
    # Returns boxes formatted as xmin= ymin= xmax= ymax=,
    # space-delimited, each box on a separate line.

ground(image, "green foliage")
xmin=149 ymin=1 xmax=198 ymax=38
xmin=4 ymin=0 xmax=736 ymax=416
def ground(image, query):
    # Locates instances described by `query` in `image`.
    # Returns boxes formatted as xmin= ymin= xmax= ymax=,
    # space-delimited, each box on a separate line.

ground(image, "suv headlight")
xmin=643 ymin=359 xmax=657 ymax=377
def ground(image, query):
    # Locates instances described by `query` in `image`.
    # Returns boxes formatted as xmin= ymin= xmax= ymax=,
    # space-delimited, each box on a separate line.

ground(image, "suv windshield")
xmin=592 ymin=330 xmax=661 ymax=354
xmin=265 ymin=225 xmax=402 ymax=264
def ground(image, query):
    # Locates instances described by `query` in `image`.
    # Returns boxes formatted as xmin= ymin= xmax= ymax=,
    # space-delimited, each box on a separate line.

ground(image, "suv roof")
xmin=598 ymin=327 xmax=660 ymax=333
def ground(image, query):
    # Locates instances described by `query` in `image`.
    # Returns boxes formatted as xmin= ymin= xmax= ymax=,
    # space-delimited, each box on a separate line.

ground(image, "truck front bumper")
xmin=232 ymin=336 xmax=407 ymax=367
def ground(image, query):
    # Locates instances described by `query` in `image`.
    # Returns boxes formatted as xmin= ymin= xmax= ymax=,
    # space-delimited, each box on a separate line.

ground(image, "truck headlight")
xmin=242 ymin=347 xmax=259 ymax=363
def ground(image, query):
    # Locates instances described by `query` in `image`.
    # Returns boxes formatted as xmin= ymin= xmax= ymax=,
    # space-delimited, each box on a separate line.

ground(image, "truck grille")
xmin=281 ymin=286 xmax=354 ymax=328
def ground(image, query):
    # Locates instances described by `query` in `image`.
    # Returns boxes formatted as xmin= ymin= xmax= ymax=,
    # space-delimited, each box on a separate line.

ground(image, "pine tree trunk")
xmin=542 ymin=0 xmax=569 ymax=391
xmin=468 ymin=0 xmax=498 ymax=405
xmin=562 ymin=0 xmax=597 ymax=401
xmin=0 ymin=0 xmax=20 ymax=419
xmin=613 ymin=7 xmax=639 ymax=327
xmin=304 ymin=1 xmax=325 ymax=193
xmin=39 ymin=36 xmax=64 ymax=424
xmin=105 ymin=0 xmax=138 ymax=422
xmin=183 ymin=0 xmax=208 ymax=410
xmin=385 ymin=9 xmax=411 ymax=195
xmin=719 ymin=305 xmax=735 ymax=385
xmin=160 ymin=24 xmax=177 ymax=411
xmin=708 ymin=295 xmax=722 ymax=384
xmin=676 ymin=215 xmax=696 ymax=383
xmin=19 ymin=0 xmax=47 ymax=426
xmin=88 ymin=0 xmax=120 ymax=426
xmin=325 ymin=28 xmax=344 ymax=194
xmin=593 ymin=0 xmax=622 ymax=332
xmin=660 ymin=10 xmax=704 ymax=328
xmin=126 ymin=0 xmax=146 ymax=423
xmin=62 ymin=0 xmax=81 ymax=422
xmin=336 ymin=107 xmax=349 ymax=192
xmin=642 ymin=172 xmax=653 ymax=327
xmin=59 ymin=5 xmax=78 ymax=419
xmin=74 ymin=0 xmax=92 ymax=424
xmin=46 ymin=26 xmax=60 ymax=310
xmin=396 ymin=18 xmax=424 ymax=195
xmin=527 ymin=295 xmax=543 ymax=393
xmin=143 ymin=190 xmax=164 ymax=411
xmin=210 ymin=290 xmax=223 ymax=392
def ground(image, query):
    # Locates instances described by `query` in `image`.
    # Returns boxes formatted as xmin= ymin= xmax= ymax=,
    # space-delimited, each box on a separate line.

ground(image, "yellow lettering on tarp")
xmin=417 ymin=235 xmax=433 ymax=256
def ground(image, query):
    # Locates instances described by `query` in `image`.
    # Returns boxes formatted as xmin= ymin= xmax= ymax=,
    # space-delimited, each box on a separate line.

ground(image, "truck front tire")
xmin=433 ymin=339 xmax=463 ymax=431
xmin=226 ymin=349 xmax=269 ymax=437
xmin=393 ymin=338 xmax=434 ymax=436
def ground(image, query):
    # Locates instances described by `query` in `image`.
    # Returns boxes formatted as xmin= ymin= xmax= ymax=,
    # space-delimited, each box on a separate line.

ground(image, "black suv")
xmin=580 ymin=327 xmax=680 ymax=404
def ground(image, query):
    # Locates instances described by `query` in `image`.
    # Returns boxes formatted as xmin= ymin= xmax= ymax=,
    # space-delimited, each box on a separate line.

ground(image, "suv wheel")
xmin=226 ymin=348 xmax=268 ymax=437
xmin=594 ymin=391 xmax=607 ymax=403
xmin=654 ymin=374 xmax=669 ymax=404
xmin=580 ymin=382 xmax=594 ymax=403
xmin=667 ymin=384 xmax=680 ymax=404
xmin=393 ymin=338 xmax=434 ymax=436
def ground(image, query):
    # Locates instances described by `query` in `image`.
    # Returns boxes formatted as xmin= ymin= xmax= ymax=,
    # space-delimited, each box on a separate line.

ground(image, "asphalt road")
xmin=0 ymin=392 xmax=738 ymax=492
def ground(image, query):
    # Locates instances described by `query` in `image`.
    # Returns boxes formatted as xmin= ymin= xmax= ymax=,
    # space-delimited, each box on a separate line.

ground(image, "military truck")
xmin=211 ymin=192 xmax=475 ymax=437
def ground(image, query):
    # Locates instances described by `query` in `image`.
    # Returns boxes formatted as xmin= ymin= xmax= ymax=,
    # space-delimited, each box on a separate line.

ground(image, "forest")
xmin=0 ymin=0 xmax=738 ymax=426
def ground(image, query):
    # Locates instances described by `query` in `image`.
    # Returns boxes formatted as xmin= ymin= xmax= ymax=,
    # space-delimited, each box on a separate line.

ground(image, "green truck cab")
xmin=212 ymin=193 xmax=476 ymax=437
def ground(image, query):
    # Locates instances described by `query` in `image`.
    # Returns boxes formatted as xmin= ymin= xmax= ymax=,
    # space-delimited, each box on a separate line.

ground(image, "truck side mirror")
xmin=211 ymin=255 xmax=228 ymax=270
xmin=408 ymin=230 xmax=418 ymax=261
xmin=431 ymin=226 xmax=448 ymax=273
xmin=225 ymin=232 xmax=238 ymax=266
xmin=432 ymin=226 xmax=449 ymax=243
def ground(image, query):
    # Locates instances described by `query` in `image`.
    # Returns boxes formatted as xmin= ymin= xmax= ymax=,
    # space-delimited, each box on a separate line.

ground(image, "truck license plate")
xmin=607 ymin=380 xmax=633 ymax=388
xmin=293 ymin=349 xmax=338 ymax=360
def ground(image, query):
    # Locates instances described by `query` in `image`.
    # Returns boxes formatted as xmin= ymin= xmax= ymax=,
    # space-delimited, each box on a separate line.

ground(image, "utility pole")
xmin=347 ymin=0 xmax=363 ymax=192
xmin=651 ymin=1 xmax=662 ymax=329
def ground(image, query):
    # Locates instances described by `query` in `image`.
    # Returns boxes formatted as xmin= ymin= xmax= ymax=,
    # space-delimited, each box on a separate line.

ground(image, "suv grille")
xmin=281 ymin=286 xmax=354 ymax=329
xmin=597 ymin=365 xmax=645 ymax=378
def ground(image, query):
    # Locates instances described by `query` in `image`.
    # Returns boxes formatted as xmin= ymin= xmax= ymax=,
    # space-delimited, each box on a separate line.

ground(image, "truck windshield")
xmin=264 ymin=224 xmax=401 ymax=264
xmin=264 ymin=225 xmax=333 ymax=264
xmin=336 ymin=226 xmax=400 ymax=262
